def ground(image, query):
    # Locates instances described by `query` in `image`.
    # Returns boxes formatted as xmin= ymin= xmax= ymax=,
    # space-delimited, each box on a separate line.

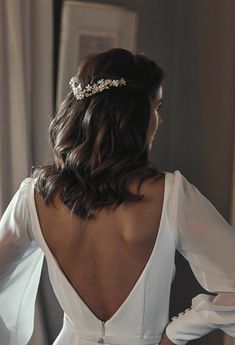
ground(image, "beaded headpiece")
xmin=69 ymin=76 xmax=126 ymax=100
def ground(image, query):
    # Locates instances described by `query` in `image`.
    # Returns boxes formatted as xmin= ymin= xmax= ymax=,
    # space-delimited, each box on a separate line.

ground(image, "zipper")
xmin=98 ymin=320 xmax=105 ymax=343
xmin=102 ymin=320 xmax=105 ymax=335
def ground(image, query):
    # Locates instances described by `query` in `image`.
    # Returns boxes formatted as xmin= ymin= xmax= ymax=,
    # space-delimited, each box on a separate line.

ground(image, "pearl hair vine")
xmin=69 ymin=76 xmax=127 ymax=100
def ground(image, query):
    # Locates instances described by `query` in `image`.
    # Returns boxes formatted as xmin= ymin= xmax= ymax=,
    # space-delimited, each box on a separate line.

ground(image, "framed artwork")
xmin=56 ymin=1 xmax=138 ymax=106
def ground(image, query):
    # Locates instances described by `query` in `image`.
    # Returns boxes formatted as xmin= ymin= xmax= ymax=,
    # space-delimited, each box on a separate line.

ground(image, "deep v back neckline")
xmin=28 ymin=172 xmax=168 ymax=325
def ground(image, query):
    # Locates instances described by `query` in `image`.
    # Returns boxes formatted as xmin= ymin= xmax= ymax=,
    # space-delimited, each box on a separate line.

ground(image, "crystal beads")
xmin=69 ymin=76 xmax=127 ymax=100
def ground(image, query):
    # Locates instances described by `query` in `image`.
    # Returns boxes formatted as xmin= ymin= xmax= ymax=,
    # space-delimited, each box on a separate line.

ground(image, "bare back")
xmin=34 ymin=174 xmax=165 ymax=322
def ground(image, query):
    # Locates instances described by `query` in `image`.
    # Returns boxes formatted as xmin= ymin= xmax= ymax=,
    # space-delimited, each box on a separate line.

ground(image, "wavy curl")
xmin=32 ymin=48 xmax=167 ymax=219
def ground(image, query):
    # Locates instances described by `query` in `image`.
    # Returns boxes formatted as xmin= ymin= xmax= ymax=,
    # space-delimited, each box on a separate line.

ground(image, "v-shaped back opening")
xmin=27 ymin=172 xmax=168 ymax=325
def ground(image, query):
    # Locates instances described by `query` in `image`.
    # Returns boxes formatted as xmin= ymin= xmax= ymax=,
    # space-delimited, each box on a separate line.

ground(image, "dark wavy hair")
xmin=32 ymin=48 xmax=167 ymax=219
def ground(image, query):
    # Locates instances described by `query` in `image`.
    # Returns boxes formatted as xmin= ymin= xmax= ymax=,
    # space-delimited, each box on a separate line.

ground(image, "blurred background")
xmin=0 ymin=0 xmax=235 ymax=344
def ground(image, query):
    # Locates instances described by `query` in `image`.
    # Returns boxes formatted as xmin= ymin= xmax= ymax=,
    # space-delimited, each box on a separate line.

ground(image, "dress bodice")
xmin=0 ymin=169 xmax=235 ymax=345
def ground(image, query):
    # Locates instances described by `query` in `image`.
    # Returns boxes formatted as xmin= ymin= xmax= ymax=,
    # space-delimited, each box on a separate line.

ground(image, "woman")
xmin=0 ymin=48 xmax=234 ymax=345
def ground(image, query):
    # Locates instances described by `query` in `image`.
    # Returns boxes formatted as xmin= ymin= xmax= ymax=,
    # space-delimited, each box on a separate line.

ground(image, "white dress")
xmin=0 ymin=170 xmax=235 ymax=345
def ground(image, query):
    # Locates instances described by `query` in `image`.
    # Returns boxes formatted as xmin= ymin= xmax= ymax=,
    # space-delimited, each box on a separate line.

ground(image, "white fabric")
xmin=0 ymin=170 xmax=235 ymax=345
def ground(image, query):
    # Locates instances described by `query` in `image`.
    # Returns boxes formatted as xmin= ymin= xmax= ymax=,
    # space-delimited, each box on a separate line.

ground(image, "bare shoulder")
xmin=149 ymin=172 xmax=166 ymax=187
xmin=34 ymin=188 xmax=64 ymax=213
xmin=142 ymin=173 xmax=166 ymax=196
xmin=129 ymin=172 xmax=165 ymax=190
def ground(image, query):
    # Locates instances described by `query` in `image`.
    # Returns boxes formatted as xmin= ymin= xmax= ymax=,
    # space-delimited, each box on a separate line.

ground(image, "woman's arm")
xmin=0 ymin=178 xmax=44 ymax=345
xmin=164 ymin=171 xmax=235 ymax=344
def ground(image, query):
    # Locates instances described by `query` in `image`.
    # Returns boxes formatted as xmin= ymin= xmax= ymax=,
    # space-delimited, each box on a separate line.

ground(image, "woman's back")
xmin=1 ymin=169 xmax=235 ymax=345
xmin=1 ymin=48 xmax=235 ymax=345
xmin=34 ymin=174 xmax=165 ymax=322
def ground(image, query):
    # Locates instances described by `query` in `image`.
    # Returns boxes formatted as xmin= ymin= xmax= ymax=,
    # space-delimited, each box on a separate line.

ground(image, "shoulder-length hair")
xmin=32 ymin=48 xmax=167 ymax=219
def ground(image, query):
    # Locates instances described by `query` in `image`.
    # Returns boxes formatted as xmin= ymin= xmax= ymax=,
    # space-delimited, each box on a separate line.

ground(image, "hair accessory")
xmin=69 ymin=76 xmax=126 ymax=100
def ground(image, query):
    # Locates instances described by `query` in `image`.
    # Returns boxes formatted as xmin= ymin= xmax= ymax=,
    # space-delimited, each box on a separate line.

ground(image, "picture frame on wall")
xmin=56 ymin=1 xmax=138 ymax=106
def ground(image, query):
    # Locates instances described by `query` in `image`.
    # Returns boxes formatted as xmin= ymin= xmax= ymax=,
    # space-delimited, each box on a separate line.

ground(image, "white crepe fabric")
xmin=0 ymin=170 xmax=235 ymax=345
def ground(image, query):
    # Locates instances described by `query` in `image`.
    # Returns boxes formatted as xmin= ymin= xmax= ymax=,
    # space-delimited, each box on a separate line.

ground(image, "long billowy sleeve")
xmin=0 ymin=178 xmax=44 ymax=345
xmin=165 ymin=170 xmax=235 ymax=345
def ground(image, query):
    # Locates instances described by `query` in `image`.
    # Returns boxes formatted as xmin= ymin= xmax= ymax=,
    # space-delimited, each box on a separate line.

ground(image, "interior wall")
xmin=43 ymin=1 xmax=235 ymax=344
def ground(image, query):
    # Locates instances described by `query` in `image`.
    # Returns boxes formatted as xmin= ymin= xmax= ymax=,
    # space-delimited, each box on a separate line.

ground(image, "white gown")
xmin=0 ymin=170 xmax=235 ymax=345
